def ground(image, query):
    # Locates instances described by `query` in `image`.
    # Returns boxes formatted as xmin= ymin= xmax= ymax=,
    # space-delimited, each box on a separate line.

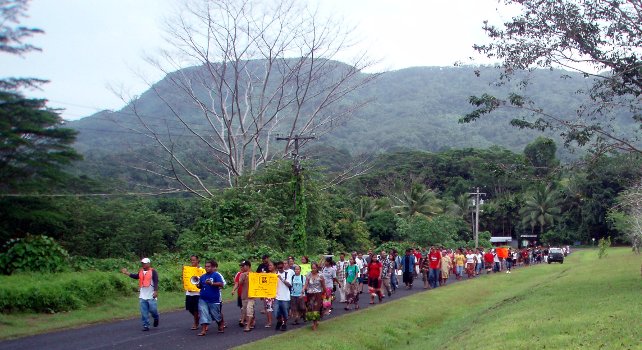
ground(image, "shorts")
xmin=198 ymin=300 xmax=222 ymax=324
xmin=242 ymin=299 xmax=255 ymax=318
xmin=368 ymin=278 xmax=380 ymax=289
xmin=185 ymin=295 xmax=199 ymax=313
xmin=264 ymin=298 xmax=274 ymax=312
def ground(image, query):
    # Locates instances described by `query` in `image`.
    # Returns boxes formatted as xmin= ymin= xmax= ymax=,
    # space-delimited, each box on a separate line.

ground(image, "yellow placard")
xmin=183 ymin=266 xmax=206 ymax=292
xmin=247 ymin=272 xmax=278 ymax=298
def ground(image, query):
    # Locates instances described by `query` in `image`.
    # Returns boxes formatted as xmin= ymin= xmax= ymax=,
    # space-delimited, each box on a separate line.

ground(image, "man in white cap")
xmin=121 ymin=257 xmax=160 ymax=331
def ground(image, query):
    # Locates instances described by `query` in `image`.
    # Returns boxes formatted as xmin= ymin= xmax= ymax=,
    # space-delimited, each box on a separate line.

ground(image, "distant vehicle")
xmin=548 ymin=248 xmax=564 ymax=264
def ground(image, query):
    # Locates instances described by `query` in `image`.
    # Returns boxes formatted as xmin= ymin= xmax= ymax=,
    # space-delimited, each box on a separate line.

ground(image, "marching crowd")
xmin=122 ymin=245 xmax=570 ymax=335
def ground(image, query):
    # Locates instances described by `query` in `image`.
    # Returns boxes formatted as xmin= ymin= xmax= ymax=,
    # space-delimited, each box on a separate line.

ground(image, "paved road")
xmin=0 ymin=266 xmax=521 ymax=350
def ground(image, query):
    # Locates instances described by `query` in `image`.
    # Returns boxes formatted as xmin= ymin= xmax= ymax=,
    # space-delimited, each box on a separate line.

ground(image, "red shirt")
xmin=428 ymin=251 xmax=441 ymax=269
xmin=234 ymin=271 xmax=243 ymax=295
xmin=414 ymin=252 xmax=422 ymax=263
xmin=368 ymin=261 xmax=382 ymax=279
xmin=484 ymin=252 xmax=494 ymax=264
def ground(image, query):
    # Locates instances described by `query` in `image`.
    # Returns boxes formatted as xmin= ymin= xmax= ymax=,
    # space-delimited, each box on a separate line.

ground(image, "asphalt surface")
xmin=0 ymin=266 xmax=524 ymax=350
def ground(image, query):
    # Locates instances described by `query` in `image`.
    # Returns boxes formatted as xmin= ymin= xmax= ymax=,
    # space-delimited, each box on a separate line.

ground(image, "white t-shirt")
xmin=476 ymin=253 xmax=482 ymax=263
xmin=465 ymin=254 xmax=476 ymax=264
xmin=276 ymin=270 xmax=294 ymax=301
xmin=355 ymin=257 xmax=364 ymax=277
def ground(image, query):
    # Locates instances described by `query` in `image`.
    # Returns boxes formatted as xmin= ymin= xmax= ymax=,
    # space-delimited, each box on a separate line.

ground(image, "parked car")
xmin=548 ymin=247 xmax=564 ymax=264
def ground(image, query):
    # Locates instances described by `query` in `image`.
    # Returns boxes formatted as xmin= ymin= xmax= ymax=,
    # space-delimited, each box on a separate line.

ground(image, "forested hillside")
xmin=66 ymin=63 xmax=615 ymax=187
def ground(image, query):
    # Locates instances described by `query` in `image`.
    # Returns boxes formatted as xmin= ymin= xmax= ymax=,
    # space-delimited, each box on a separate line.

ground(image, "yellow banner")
xmin=247 ymin=272 xmax=278 ymax=298
xmin=183 ymin=266 xmax=206 ymax=292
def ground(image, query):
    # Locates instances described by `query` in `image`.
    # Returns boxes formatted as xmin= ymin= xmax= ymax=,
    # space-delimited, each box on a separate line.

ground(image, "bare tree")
xmin=615 ymin=182 xmax=642 ymax=254
xmin=114 ymin=0 xmax=378 ymax=192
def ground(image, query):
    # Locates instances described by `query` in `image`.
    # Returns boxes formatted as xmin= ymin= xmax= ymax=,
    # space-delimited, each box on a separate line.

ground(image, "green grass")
xmin=0 ymin=284 xmax=234 ymax=340
xmin=0 ymin=292 xmax=182 ymax=340
xmin=237 ymin=248 xmax=641 ymax=350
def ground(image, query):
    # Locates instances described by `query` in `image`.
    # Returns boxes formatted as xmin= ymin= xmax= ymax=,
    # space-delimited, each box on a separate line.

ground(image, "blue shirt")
xmin=199 ymin=272 xmax=224 ymax=303
xmin=291 ymin=274 xmax=306 ymax=297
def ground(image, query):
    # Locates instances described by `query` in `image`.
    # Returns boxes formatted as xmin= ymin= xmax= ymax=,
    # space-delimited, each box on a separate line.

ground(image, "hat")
xmin=239 ymin=260 xmax=251 ymax=266
xmin=141 ymin=258 xmax=151 ymax=264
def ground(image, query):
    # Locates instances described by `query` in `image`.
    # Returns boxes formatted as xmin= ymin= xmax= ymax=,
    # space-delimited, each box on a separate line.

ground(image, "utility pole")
xmin=469 ymin=187 xmax=486 ymax=248
xmin=276 ymin=134 xmax=316 ymax=209
xmin=275 ymin=134 xmax=315 ymax=255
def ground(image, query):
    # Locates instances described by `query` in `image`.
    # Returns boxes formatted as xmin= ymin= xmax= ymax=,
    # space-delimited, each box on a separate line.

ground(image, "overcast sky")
xmin=1 ymin=0 xmax=514 ymax=120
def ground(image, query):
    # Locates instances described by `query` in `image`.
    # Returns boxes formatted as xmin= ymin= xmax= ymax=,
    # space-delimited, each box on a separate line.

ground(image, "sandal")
xmin=197 ymin=332 xmax=207 ymax=336
xmin=190 ymin=325 xmax=198 ymax=330
xmin=344 ymin=307 xmax=350 ymax=311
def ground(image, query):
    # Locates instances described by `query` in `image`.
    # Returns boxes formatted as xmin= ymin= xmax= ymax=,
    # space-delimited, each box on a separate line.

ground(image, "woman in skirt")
xmin=303 ymin=262 xmax=326 ymax=331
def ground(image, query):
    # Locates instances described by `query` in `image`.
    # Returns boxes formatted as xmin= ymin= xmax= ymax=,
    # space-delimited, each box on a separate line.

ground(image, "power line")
xmin=0 ymin=180 xmax=298 ymax=198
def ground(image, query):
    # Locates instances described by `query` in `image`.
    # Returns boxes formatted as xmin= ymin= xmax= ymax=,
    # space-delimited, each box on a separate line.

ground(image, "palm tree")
xmin=519 ymin=184 xmax=563 ymax=234
xmin=447 ymin=193 xmax=472 ymax=220
xmin=392 ymin=183 xmax=443 ymax=218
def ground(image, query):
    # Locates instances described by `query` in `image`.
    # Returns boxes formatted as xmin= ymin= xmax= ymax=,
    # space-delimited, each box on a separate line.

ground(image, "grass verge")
xmin=0 ymin=289 xmax=233 ymax=340
xmin=236 ymin=248 xmax=641 ymax=350
xmin=0 ymin=293 xmax=184 ymax=340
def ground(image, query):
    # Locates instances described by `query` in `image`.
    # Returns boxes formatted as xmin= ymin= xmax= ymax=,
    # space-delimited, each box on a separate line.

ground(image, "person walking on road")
xmin=440 ymin=250 xmax=452 ymax=286
xmin=184 ymin=255 xmax=205 ymax=330
xmin=344 ymin=257 xmax=360 ymax=310
xmin=290 ymin=265 xmax=306 ymax=324
xmin=336 ymin=253 xmax=348 ymax=303
xmin=321 ymin=257 xmax=339 ymax=315
xmin=484 ymin=249 xmax=495 ymax=274
xmin=367 ymin=254 xmax=383 ymax=304
xmin=465 ymin=249 xmax=477 ymax=278
xmin=238 ymin=261 xmax=255 ymax=332
xmin=303 ymin=262 xmax=326 ymax=331
xmin=427 ymin=246 xmax=442 ymax=289
xmin=380 ymin=250 xmax=394 ymax=297
xmin=121 ymin=258 xmax=159 ymax=332
xmin=401 ymin=249 xmax=416 ymax=289
xmin=274 ymin=261 xmax=293 ymax=331
xmin=197 ymin=260 xmax=225 ymax=336
xmin=454 ymin=248 xmax=465 ymax=280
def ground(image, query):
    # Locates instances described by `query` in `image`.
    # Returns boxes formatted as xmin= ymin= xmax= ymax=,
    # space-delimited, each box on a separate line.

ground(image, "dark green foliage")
xmin=0 ymin=91 xmax=81 ymax=192
xmin=397 ymin=215 xmax=469 ymax=248
xmin=374 ymin=241 xmax=417 ymax=255
xmin=523 ymin=137 xmax=560 ymax=178
xmin=365 ymin=210 xmax=399 ymax=243
xmin=58 ymin=199 xmax=176 ymax=258
xmin=0 ymin=235 xmax=69 ymax=275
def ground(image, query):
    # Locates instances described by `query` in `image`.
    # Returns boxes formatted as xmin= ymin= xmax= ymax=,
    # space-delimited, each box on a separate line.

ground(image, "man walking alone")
xmin=121 ymin=258 xmax=159 ymax=331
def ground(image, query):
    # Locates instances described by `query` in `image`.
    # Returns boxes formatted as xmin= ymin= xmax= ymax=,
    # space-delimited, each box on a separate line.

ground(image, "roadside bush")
xmin=0 ymin=271 xmax=130 ymax=313
xmin=0 ymin=235 xmax=69 ymax=275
